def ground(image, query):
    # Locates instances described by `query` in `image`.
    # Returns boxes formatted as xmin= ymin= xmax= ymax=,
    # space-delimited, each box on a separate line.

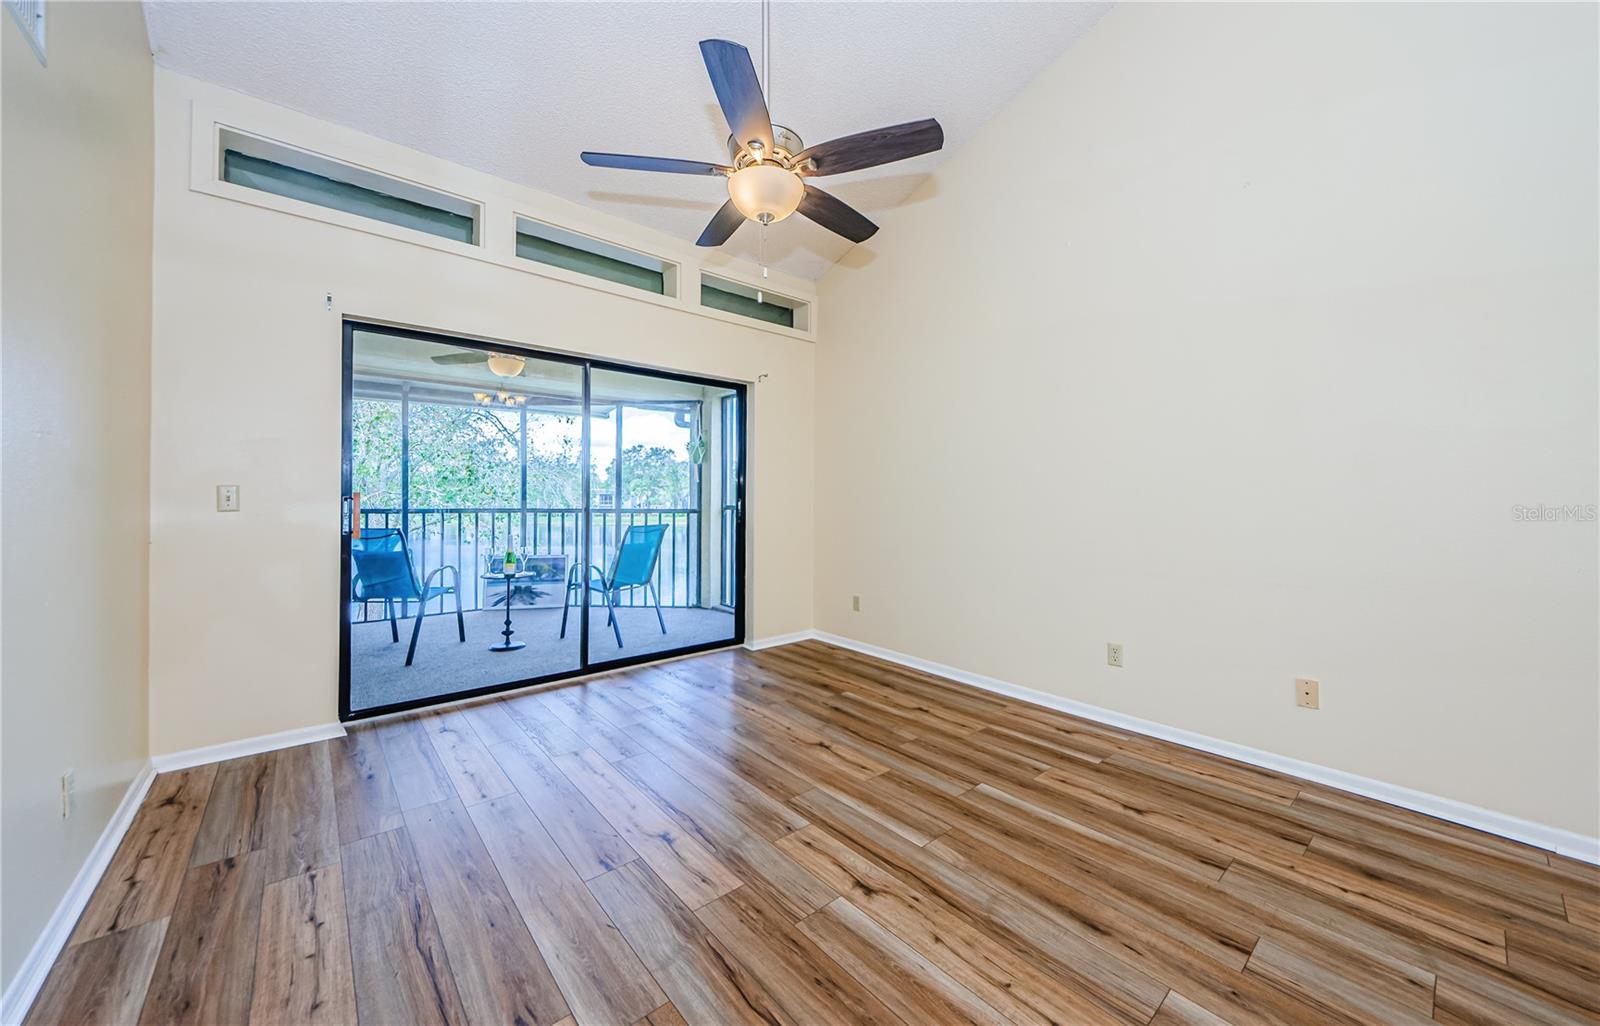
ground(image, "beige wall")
xmin=1 ymin=2 xmax=154 ymax=985
xmin=148 ymin=70 xmax=815 ymax=755
xmin=816 ymin=3 xmax=1599 ymax=836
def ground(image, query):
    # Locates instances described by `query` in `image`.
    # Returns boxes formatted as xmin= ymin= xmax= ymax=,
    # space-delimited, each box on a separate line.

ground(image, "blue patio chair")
xmin=350 ymin=528 xmax=464 ymax=666
xmin=561 ymin=523 xmax=669 ymax=648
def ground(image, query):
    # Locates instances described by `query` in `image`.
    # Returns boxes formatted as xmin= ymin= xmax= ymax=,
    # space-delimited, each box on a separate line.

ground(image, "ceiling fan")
xmin=580 ymin=38 xmax=943 ymax=248
xmin=431 ymin=351 xmax=526 ymax=377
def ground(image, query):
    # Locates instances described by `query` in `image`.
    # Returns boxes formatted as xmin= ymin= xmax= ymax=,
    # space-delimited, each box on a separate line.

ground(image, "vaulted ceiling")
xmin=143 ymin=2 xmax=1109 ymax=279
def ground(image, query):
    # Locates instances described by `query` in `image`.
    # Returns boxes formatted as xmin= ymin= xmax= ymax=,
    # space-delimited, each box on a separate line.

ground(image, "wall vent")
xmin=6 ymin=0 xmax=46 ymax=64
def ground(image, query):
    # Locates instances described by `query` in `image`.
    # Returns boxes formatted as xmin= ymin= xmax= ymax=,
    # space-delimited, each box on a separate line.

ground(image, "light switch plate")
xmin=217 ymin=484 xmax=240 ymax=512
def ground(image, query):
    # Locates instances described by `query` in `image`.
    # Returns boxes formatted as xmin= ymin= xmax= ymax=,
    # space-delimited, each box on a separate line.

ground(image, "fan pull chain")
xmin=758 ymin=222 xmax=768 ymax=304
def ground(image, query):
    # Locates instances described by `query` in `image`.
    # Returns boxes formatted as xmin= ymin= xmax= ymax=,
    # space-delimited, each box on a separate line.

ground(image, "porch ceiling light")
xmin=727 ymin=164 xmax=804 ymax=224
xmin=475 ymin=390 xmax=527 ymax=407
xmin=485 ymin=353 xmax=526 ymax=378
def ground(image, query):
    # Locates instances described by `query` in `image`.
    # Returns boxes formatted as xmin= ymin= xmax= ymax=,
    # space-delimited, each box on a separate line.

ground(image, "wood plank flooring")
xmin=27 ymin=640 xmax=1600 ymax=1025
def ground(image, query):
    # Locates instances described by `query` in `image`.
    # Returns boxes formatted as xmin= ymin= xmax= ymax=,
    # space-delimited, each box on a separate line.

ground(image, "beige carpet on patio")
xmin=349 ymin=605 xmax=736 ymax=712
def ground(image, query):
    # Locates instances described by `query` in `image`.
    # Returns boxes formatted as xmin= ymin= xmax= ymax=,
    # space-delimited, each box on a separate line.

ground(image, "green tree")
xmin=350 ymin=398 xmax=402 ymax=507
xmin=405 ymin=402 xmax=520 ymax=508
xmin=353 ymin=399 xmax=699 ymax=511
xmin=614 ymin=445 xmax=691 ymax=508
xmin=352 ymin=399 xmax=587 ymax=510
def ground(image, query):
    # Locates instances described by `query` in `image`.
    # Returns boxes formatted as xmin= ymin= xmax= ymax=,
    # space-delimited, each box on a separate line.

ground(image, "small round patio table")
xmin=479 ymin=571 xmax=537 ymax=652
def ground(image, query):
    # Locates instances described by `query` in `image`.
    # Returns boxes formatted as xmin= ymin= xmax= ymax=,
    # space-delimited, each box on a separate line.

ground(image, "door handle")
xmin=343 ymin=492 xmax=361 ymax=537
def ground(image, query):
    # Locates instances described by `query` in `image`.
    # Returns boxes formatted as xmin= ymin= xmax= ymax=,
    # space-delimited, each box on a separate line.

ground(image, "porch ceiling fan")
xmin=580 ymin=35 xmax=943 ymax=247
xmin=431 ymin=351 xmax=526 ymax=377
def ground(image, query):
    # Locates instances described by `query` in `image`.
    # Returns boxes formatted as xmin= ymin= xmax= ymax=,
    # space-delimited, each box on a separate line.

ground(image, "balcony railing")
xmin=354 ymin=506 xmax=702 ymax=622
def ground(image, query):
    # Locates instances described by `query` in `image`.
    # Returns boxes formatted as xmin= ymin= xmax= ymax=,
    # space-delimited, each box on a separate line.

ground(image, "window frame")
xmin=214 ymin=125 xmax=484 ymax=247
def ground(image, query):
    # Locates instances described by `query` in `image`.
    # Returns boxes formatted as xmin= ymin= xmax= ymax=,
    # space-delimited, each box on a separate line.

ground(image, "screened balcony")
xmin=347 ymin=327 xmax=740 ymax=713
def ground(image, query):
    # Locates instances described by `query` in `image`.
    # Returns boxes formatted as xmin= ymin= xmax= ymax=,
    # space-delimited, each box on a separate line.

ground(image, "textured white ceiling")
xmin=143 ymin=1 xmax=1110 ymax=279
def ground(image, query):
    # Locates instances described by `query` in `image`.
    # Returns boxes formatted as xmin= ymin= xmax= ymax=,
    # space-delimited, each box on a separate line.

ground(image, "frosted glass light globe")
xmin=485 ymin=353 xmax=525 ymax=378
xmin=727 ymin=164 xmax=804 ymax=224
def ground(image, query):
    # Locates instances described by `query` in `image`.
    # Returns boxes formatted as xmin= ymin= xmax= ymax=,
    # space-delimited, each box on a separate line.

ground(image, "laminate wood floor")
xmin=27 ymin=641 xmax=1600 ymax=1025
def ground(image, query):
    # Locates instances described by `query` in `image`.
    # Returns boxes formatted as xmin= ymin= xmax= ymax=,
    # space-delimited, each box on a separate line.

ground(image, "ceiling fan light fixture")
xmin=579 ymin=39 xmax=937 ymax=248
xmin=485 ymin=353 xmax=526 ymax=378
xmin=727 ymin=164 xmax=803 ymax=224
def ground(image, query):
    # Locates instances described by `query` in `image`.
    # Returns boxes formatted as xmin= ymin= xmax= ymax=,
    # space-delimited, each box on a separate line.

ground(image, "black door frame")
xmin=338 ymin=319 xmax=748 ymax=721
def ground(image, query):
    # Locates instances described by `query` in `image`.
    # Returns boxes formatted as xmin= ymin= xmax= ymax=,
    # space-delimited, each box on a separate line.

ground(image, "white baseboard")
xmin=2 ymin=720 xmax=352 ymax=1022
xmin=0 ymin=762 xmax=157 ymax=1026
xmin=795 ymin=631 xmax=1600 ymax=866
xmin=745 ymin=630 xmax=817 ymax=651
xmin=151 ymin=721 xmax=347 ymax=773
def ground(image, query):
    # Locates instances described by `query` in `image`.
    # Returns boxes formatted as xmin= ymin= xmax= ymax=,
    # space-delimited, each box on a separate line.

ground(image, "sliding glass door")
xmin=339 ymin=323 xmax=744 ymax=719
xmin=584 ymin=367 xmax=741 ymax=667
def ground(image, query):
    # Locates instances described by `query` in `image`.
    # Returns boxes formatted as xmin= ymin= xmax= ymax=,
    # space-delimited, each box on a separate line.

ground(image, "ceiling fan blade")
xmin=699 ymin=39 xmax=774 ymax=154
xmin=797 ymin=185 xmax=878 ymax=244
xmin=580 ymin=152 xmax=731 ymax=176
xmin=794 ymin=118 xmax=944 ymax=177
xmin=696 ymin=199 xmax=746 ymax=247
xmin=431 ymin=352 xmax=489 ymax=365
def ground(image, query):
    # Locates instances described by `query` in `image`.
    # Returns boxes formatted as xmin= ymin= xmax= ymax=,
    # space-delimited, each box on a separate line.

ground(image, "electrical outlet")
xmin=851 ymin=595 xmax=860 ymax=612
xmin=1296 ymin=678 xmax=1320 ymax=709
xmin=216 ymin=484 xmax=240 ymax=512
xmin=1107 ymin=642 xmax=1124 ymax=668
xmin=61 ymin=770 xmax=74 ymax=819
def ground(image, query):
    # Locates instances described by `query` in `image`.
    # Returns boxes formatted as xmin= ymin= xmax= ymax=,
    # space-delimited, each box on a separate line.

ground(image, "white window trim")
xmin=209 ymin=123 xmax=484 ymax=252
xmin=219 ymin=126 xmax=481 ymax=241
xmin=700 ymin=270 xmax=812 ymax=333
xmin=515 ymin=214 xmax=681 ymax=300
xmin=187 ymin=103 xmax=817 ymax=343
